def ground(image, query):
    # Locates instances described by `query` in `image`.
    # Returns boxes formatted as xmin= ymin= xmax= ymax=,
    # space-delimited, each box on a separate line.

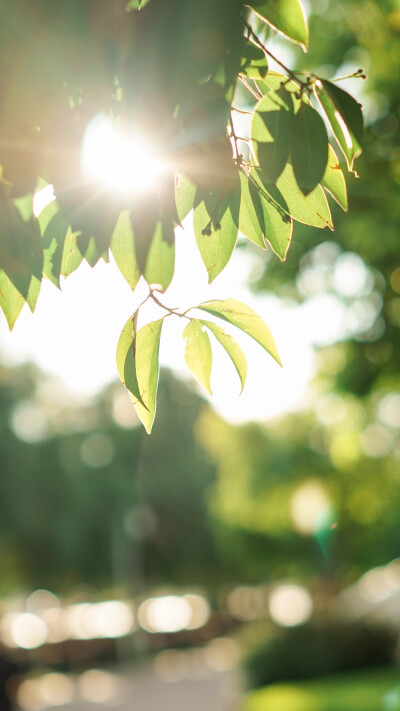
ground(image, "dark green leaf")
xmin=110 ymin=211 xmax=140 ymax=290
xmin=197 ymin=298 xmax=282 ymax=366
xmin=144 ymin=221 xmax=175 ymax=292
xmin=183 ymin=319 xmax=213 ymax=395
xmin=321 ymin=145 xmax=348 ymax=211
xmin=193 ymin=187 xmax=239 ymax=283
xmin=200 ymin=319 xmax=247 ymax=393
xmin=250 ymin=0 xmax=309 ymax=50
xmin=315 ymin=80 xmax=363 ymax=171
xmin=252 ymin=87 xmax=294 ymax=184
xmin=291 ymin=103 xmax=329 ymax=195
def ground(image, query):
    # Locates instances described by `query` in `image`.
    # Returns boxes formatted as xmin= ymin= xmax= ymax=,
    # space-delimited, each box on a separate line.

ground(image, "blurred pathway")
xmin=15 ymin=662 xmax=242 ymax=711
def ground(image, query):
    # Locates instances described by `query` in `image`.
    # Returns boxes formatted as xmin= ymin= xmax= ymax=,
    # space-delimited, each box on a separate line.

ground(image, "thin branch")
xmin=245 ymin=23 xmax=309 ymax=92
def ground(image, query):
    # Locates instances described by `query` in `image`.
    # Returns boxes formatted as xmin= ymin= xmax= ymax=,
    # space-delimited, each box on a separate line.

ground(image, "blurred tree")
xmin=0 ymin=363 xmax=219 ymax=594
xmin=196 ymin=0 xmax=400 ymax=586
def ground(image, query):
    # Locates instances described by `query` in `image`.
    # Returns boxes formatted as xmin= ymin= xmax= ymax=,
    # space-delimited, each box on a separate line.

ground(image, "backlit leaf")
xmin=175 ymin=173 xmax=196 ymax=224
xmin=183 ymin=319 xmax=213 ymax=395
xmin=315 ymin=80 xmax=363 ymax=171
xmin=276 ymin=164 xmax=333 ymax=229
xmin=60 ymin=229 xmax=84 ymax=278
xmin=250 ymin=0 xmax=309 ymax=50
xmin=252 ymin=87 xmax=294 ymax=184
xmin=134 ymin=318 xmax=164 ymax=433
xmin=144 ymin=220 xmax=175 ymax=292
xmin=117 ymin=316 xmax=164 ymax=433
xmin=197 ymin=298 xmax=282 ymax=366
xmin=291 ymin=103 xmax=329 ymax=195
xmin=200 ymin=319 xmax=247 ymax=393
xmin=116 ymin=314 xmax=146 ymax=408
xmin=110 ymin=211 xmax=140 ymax=290
xmin=251 ymin=173 xmax=293 ymax=260
xmin=193 ymin=187 xmax=239 ymax=283
xmin=321 ymin=145 xmax=348 ymax=211
xmin=0 ymin=270 xmax=25 ymax=330
xmin=38 ymin=202 xmax=70 ymax=287
xmin=239 ymin=171 xmax=266 ymax=249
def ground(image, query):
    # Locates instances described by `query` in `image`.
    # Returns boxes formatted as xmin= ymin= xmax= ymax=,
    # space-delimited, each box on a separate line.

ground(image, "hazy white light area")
xmin=360 ymin=424 xmax=394 ymax=458
xmin=378 ymin=394 xmax=400 ymax=429
xmin=384 ymin=558 xmax=400 ymax=591
xmin=33 ymin=184 xmax=55 ymax=217
xmin=290 ymin=480 xmax=332 ymax=536
xmin=333 ymin=252 xmax=371 ymax=298
xmin=138 ymin=595 xmax=192 ymax=633
xmin=10 ymin=400 xmax=49 ymax=443
xmin=10 ymin=612 xmax=48 ymax=649
xmin=78 ymin=669 xmax=119 ymax=703
xmin=269 ymin=584 xmax=313 ymax=627
xmin=26 ymin=589 xmax=60 ymax=614
xmin=38 ymin=673 xmax=74 ymax=707
xmin=0 ymin=213 xmax=353 ymax=424
xmin=81 ymin=114 xmax=163 ymax=193
xmin=358 ymin=566 xmax=393 ymax=603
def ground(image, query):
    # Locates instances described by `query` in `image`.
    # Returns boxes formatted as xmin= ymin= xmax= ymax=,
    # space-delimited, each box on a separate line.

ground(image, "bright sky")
xmin=0 ymin=116 xmax=349 ymax=425
xmin=0 ymin=216 xmax=347 ymax=425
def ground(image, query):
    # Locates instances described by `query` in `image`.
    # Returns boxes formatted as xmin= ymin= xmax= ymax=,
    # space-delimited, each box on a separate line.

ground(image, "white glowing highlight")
xmin=81 ymin=114 xmax=162 ymax=193
xmin=269 ymin=584 xmax=313 ymax=627
xmin=334 ymin=110 xmax=354 ymax=149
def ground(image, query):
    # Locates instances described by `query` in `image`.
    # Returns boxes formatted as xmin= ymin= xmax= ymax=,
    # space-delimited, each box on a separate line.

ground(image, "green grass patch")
xmin=245 ymin=667 xmax=400 ymax=711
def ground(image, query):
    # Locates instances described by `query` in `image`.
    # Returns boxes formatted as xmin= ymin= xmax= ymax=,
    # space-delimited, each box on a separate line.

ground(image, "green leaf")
xmin=60 ymin=228 xmax=84 ymax=278
xmin=134 ymin=318 xmax=164 ymax=433
xmin=26 ymin=275 xmax=41 ymax=313
xmin=116 ymin=313 xmax=146 ymax=408
xmin=275 ymin=163 xmax=333 ymax=229
xmin=183 ymin=319 xmax=213 ymax=395
xmin=239 ymin=171 xmax=266 ymax=249
xmin=144 ymin=221 xmax=175 ymax=292
xmin=110 ymin=211 xmax=140 ymax=290
xmin=38 ymin=202 xmax=70 ymax=287
xmin=250 ymin=0 xmax=309 ymax=50
xmin=251 ymin=173 xmax=293 ymax=260
xmin=0 ymin=270 xmax=25 ymax=330
xmin=291 ymin=103 xmax=329 ymax=195
xmin=197 ymin=298 xmax=282 ymax=367
xmin=315 ymin=80 xmax=363 ymax=171
xmin=193 ymin=187 xmax=239 ymax=283
xmin=252 ymin=87 xmax=294 ymax=184
xmin=258 ymin=72 xmax=304 ymax=112
xmin=200 ymin=319 xmax=247 ymax=393
xmin=321 ymin=145 xmax=348 ymax=211
xmin=175 ymin=174 xmax=196 ymax=224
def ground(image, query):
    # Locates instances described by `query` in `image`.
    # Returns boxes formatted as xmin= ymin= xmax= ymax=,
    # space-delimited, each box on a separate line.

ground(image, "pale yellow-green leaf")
xmin=183 ymin=319 xmax=213 ymax=395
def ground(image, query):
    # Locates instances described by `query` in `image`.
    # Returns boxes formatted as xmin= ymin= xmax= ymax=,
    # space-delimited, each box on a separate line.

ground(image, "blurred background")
xmin=0 ymin=0 xmax=399 ymax=709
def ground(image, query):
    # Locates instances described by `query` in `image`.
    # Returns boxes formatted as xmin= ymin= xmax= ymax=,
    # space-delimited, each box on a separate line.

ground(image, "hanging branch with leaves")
xmin=0 ymin=0 xmax=364 ymax=431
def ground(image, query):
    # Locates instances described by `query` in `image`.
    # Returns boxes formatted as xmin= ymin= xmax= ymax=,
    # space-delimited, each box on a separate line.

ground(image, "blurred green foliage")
xmin=245 ymin=667 xmax=400 ymax=711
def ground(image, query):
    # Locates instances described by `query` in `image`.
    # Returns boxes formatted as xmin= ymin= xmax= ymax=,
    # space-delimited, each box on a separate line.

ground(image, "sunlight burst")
xmin=81 ymin=114 xmax=163 ymax=193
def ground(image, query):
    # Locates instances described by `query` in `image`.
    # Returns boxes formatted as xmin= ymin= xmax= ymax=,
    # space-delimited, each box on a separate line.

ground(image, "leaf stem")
xmin=245 ymin=23 xmax=309 ymax=92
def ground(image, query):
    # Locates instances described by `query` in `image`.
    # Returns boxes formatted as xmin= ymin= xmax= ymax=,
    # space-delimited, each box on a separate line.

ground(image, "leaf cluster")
xmin=0 ymin=0 xmax=364 ymax=431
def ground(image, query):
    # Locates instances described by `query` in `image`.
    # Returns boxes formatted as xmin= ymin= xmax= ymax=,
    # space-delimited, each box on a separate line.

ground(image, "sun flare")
xmin=80 ymin=114 xmax=163 ymax=194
